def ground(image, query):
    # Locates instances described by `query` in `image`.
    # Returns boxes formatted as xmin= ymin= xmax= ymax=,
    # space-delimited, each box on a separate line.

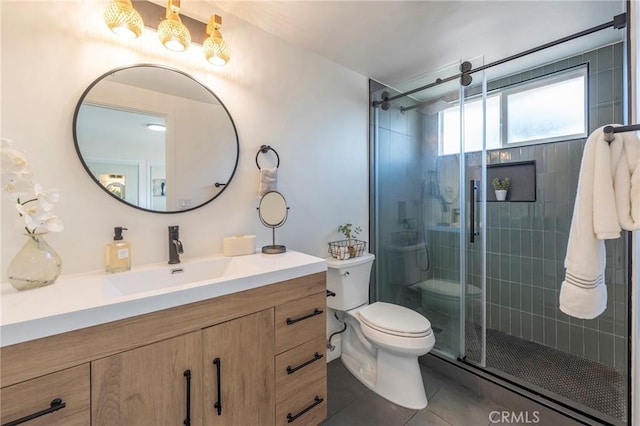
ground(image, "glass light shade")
xmin=203 ymin=34 xmax=230 ymax=66
xmin=158 ymin=14 xmax=191 ymax=52
xmin=104 ymin=0 xmax=144 ymax=39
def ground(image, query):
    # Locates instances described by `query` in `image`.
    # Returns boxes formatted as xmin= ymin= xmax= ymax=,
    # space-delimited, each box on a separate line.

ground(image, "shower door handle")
xmin=469 ymin=180 xmax=479 ymax=243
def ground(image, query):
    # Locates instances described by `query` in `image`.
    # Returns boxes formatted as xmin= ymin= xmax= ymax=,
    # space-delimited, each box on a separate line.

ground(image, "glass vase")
xmin=7 ymin=233 xmax=62 ymax=291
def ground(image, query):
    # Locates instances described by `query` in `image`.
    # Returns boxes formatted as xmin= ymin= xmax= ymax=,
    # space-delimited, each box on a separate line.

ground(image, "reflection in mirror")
xmin=437 ymin=154 xmax=459 ymax=204
xmin=73 ymin=65 xmax=239 ymax=213
xmin=258 ymin=191 xmax=289 ymax=254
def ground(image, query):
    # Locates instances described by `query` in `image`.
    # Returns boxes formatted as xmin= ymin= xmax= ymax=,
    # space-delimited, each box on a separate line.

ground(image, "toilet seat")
xmin=356 ymin=302 xmax=432 ymax=338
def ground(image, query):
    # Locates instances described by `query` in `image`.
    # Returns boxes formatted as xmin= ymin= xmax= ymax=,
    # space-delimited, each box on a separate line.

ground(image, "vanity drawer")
xmin=0 ymin=364 xmax=90 ymax=426
xmin=275 ymin=292 xmax=326 ymax=354
xmin=276 ymin=377 xmax=327 ymax=426
xmin=276 ymin=336 xmax=326 ymax=404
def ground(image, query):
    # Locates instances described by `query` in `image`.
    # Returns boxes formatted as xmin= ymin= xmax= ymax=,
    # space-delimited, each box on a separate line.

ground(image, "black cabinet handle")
xmin=213 ymin=358 xmax=222 ymax=416
xmin=183 ymin=370 xmax=191 ymax=426
xmin=286 ymin=308 xmax=323 ymax=325
xmin=326 ymin=290 xmax=336 ymax=297
xmin=286 ymin=396 xmax=324 ymax=423
xmin=2 ymin=398 xmax=66 ymax=426
xmin=286 ymin=352 xmax=324 ymax=375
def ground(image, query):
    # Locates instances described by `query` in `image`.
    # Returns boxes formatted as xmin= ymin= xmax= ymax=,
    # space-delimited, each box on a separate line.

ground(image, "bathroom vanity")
xmin=0 ymin=251 xmax=327 ymax=426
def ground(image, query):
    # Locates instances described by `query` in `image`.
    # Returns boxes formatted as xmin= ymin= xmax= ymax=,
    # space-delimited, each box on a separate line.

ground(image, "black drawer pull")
xmin=183 ymin=370 xmax=191 ymax=426
xmin=286 ymin=352 xmax=324 ymax=375
xmin=286 ymin=396 xmax=323 ymax=423
xmin=286 ymin=308 xmax=323 ymax=325
xmin=213 ymin=358 xmax=222 ymax=416
xmin=2 ymin=398 xmax=66 ymax=426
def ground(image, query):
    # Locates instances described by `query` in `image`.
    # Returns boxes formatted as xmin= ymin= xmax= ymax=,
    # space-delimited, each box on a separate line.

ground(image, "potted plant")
xmin=492 ymin=177 xmax=510 ymax=201
xmin=337 ymin=223 xmax=363 ymax=258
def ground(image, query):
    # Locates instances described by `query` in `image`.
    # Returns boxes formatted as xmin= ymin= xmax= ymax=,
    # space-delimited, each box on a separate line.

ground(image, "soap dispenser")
xmin=105 ymin=226 xmax=131 ymax=273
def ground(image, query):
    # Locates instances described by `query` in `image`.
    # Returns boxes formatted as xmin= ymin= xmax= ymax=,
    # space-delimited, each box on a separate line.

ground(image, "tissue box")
xmin=223 ymin=235 xmax=256 ymax=257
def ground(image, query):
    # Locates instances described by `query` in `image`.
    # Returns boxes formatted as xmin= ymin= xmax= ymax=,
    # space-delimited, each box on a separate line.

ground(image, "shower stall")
xmin=369 ymin=15 xmax=630 ymax=426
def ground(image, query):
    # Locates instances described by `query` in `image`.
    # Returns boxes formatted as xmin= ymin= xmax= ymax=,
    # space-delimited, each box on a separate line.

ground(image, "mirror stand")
xmin=262 ymin=228 xmax=286 ymax=254
xmin=257 ymin=191 xmax=289 ymax=255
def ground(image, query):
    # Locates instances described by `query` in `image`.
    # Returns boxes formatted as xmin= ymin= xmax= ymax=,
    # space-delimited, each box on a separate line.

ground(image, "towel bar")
xmin=603 ymin=124 xmax=640 ymax=143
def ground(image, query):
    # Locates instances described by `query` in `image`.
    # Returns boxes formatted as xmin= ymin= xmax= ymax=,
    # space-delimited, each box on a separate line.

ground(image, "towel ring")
xmin=256 ymin=145 xmax=280 ymax=170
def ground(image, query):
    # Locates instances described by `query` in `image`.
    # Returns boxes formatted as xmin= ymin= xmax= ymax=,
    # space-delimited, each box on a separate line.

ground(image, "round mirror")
xmin=73 ymin=64 xmax=239 ymax=213
xmin=437 ymin=155 xmax=460 ymax=204
xmin=258 ymin=191 xmax=288 ymax=227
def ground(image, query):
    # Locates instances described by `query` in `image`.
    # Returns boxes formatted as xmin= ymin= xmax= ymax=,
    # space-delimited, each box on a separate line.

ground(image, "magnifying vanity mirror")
xmin=257 ymin=191 xmax=289 ymax=254
xmin=73 ymin=64 xmax=239 ymax=213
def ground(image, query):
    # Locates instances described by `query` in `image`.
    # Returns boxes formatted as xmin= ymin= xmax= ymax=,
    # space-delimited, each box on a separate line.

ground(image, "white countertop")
xmin=0 ymin=251 xmax=327 ymax=347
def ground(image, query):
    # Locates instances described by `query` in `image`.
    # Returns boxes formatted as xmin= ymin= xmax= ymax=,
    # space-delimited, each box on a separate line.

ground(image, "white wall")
xmin=0 ymin=1 xmax=369 ymax=278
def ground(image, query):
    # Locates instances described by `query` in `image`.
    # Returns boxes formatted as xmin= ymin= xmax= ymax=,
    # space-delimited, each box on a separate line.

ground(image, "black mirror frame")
xmin=72 ymin=64 xmax=240 ymax=214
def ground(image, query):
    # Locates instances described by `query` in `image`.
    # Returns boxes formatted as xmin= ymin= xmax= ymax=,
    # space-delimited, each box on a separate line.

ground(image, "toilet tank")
xmin=326 ymin=253 xmax=375 ymax=311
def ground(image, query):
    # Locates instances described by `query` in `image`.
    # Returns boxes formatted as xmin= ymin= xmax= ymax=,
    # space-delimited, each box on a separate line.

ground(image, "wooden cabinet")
xmin=275 ymin=293 xmax=327 ymax=425
xmin=92 ymin=332 xmax=202 ymax=426
xmin=92 ymin=310 xmax=276 ymax=426
xmin=0 ymin=364 xmax=90 ymax=426
xmin=0 ymin=272 xmax=326 ymax=426
xmin=202 ymin=309 xmax=274 ymax=425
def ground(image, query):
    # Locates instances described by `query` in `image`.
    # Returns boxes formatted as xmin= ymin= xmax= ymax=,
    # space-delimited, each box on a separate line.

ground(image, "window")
xmin=439 ymin=67 xmax=587 ymax=155
xmin=441 ymin=95 xmax=501 ymax=156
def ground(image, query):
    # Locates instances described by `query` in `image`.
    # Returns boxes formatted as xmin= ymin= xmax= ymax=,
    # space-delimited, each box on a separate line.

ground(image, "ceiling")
xmin=177 ymin=1 xmax=625 ymax=98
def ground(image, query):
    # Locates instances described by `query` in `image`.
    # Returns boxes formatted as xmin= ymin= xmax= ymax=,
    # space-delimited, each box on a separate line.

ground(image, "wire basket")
xmin=328 ymin=240 xmax=367 ymax=260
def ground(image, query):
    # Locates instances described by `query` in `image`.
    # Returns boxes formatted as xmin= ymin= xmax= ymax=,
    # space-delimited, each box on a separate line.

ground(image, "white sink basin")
xmin=104 ymin=256 xmax=264 ymax=297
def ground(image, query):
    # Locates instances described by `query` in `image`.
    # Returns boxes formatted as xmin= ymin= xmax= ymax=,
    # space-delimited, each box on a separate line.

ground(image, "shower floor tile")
xmin=463 ymin=325 xmax=627 ymax=422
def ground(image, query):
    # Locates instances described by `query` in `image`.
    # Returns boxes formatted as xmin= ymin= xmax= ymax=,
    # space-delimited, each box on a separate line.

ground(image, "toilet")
xmin=326 ymin=253 xmax=435 ymax=410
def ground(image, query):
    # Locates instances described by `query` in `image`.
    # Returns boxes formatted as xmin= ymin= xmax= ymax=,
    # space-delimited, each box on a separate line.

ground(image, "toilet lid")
xmin=357 ymin=302 xmax=431 ymax=337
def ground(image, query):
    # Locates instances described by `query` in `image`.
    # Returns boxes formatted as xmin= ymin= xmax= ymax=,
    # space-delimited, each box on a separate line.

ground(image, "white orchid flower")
xmin=3 ymin=138 xmax=63 ymax=234
xmin=1 ymin=139 xmax=34 ymax=200
xmin=15 ymin=200 xmax=64 ymax=233
xmin=33 ymin=184 xmax=60 ymax=211
xmin=2 ymin=172 xmax=34 ymax=201
xmin=1 ymin=143 xmax=29 ymax=172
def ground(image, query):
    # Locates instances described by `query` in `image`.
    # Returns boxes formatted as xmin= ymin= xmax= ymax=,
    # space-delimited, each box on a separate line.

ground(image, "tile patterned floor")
xmin=321 ymin=359 xmax=584 ymax=426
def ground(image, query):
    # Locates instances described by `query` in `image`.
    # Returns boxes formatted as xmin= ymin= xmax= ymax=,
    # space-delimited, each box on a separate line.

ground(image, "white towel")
xmin=258 ymin=167 xmax=278 ymax=197
xmin=560 ymin=125 xmax=640 ymax=319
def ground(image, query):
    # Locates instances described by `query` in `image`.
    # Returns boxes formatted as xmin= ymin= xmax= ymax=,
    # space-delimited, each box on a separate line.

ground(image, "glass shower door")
xmin=460 ymin=59 xmax=488 ymax=367
xmin=370 ymin=60 xmax=483 ymax=360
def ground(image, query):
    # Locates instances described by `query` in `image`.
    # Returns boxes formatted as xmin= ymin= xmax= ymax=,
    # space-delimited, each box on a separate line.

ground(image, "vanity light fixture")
xmin=104 ymin=1 xmax=230 ymax=66
xmin=203 ymin=15 xmax=230 ymax=66
xmin=147 ymin=124 xmax=166 ymax=132
xmin=104 ymin=0 xmax=144 ymax=39
xmin=157 ymin=0 xmax=191 ymax=52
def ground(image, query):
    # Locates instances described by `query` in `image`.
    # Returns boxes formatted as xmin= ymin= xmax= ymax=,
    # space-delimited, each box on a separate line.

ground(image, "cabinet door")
xmin=92 ymin=331 xmax=202 ymax=426
xmin=0 ymin=364 xmax=90 ymax=426
xmin=203 ymin=309 xmax=275 ymax=425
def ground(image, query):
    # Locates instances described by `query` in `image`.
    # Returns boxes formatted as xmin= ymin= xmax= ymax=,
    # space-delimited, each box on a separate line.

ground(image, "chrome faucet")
xmin=168 ymin=226 xmax=184 ymax=264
